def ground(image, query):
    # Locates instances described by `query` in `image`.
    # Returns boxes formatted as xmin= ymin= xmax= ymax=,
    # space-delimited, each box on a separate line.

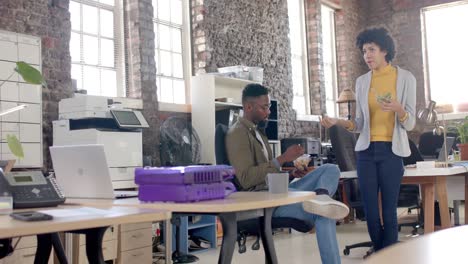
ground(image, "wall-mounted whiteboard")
xmin=0 ymin=30 xmax=42 ymax=167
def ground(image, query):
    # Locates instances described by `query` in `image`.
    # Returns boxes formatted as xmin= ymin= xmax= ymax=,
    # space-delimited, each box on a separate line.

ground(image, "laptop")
xmin=437 ymin=137 xmax=456 ymax=162
xmin=50 ymin=144 xmax=138 ymax=199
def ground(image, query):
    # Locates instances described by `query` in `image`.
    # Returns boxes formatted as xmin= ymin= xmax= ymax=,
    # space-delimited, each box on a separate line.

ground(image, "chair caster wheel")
xmin=343 ymin=248 xmax=350 ymax=256
xmin=252 ymin=241 xmax=260 ymax=250
xmin=238 ymin=245 xmax=246 ymax=254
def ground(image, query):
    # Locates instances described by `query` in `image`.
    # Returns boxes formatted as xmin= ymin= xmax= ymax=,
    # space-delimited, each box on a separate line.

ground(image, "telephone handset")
xmin=0 ymin=171 xmax=65 ymax=209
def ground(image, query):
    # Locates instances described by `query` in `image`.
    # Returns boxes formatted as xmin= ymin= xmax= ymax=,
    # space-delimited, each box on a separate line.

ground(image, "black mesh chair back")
xmin=215 ymin=123 xmax=230 ymax=165
xmin=329 ymin=125 xmax=357 ymax=172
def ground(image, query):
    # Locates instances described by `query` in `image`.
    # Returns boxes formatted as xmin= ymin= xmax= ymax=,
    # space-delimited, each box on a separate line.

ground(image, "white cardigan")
xmin=351 ymin=66 xmax=417 ymax=157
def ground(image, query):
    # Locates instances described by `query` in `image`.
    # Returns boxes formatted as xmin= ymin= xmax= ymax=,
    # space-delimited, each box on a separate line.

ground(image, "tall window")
xmin=69 ymin=0 xmax=125 ymax=97
xmin=287 ymin=0 xmax=310 ymax=116
xmin=153 ymin=0 xmax=190 ymax=104
xmin=321 ymin=4 xmax=338 ymax=117
xmin=422 ymin=2 xmax=468 ymax=106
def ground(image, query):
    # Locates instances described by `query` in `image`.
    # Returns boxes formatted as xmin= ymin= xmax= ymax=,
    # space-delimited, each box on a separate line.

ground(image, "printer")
xmin=280 ymin=137 xmax=324 ymax=167
xmin=281 ymin=137 xmax=321 ymax=156
xmin=53 ymin=94 xmax=149 ymax=189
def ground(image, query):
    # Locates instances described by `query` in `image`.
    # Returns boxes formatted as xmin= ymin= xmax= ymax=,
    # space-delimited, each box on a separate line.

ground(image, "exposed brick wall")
xmin=300 ymin=0 xmax=366 ymax=137
xmin=125 ymin=0 xmax=161 ymax=166
xmin=191 ymin=0 xmax=369 ymax=139
xmin=305 ymin=0 xmax=367 ymax=118
xmin=191 ymin=0 xmax=208 ymax=75
xmin=191 ymin=0 xmax=303 ymax=139
xmin=0 ymin=0 xmax=73 ymax=170
xmin=304 ymin=0 xmax=323 ymax=115
xmin=334 ymin=0 xmax=369 ymax=118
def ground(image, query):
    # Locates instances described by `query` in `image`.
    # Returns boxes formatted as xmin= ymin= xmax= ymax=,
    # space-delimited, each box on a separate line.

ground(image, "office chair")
xmin=418 ymin=131 xmax=459 ymax=159
xmin=399 ymin=139 xmax=424 ymax=235
xmin=215 ymin=123 xmax=315 ymax=254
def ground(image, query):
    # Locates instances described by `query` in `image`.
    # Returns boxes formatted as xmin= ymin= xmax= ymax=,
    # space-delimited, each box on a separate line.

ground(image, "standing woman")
xmin=321 ymin=27 xmax=416 ymax=251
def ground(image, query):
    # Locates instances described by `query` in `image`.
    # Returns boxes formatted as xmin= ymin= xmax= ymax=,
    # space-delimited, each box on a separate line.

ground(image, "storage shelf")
xmin=215 ymin=101 xmax=242 ymax=110
xmin=192 ymin=74 xmax=278 ymax=164
xmin=437 ymin=112 xmax=468 ymax=121
xmin=188 ymin=248 xmax=212 ymax=254
xmin=212 ymin=75 xmax=259 ymax=86
xmin=172 ymin=214 xmax=217 ymax=255
xmin=188 ymin=222 xmax=216 ymax=230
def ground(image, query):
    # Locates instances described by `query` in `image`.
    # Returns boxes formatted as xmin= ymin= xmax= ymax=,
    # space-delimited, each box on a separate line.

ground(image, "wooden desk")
xmin=364 ymin=225 xmax=468 ymax=263
xmin=68 ymin=191 xmax=316 ymax=264
xmin=341 ymin=166 xmax=468 ymax=233
xmin=0 ymin=206 xmax=170 ymax=264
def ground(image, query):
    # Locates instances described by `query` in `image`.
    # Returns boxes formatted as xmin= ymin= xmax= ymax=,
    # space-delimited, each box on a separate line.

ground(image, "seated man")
xmin=225 ymin=83 xmax=348 ymax=264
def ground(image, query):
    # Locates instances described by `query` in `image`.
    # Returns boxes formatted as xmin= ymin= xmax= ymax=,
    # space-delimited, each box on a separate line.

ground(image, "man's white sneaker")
xmin=302 ymin=195 xmax=350 ymax=220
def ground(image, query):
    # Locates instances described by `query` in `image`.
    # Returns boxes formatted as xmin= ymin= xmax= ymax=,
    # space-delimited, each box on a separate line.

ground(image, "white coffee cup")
xmin=266 ymin=172 xmax=289 ymax=194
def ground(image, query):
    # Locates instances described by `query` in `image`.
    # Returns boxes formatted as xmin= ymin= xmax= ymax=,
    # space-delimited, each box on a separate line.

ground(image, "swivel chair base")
xmin=172 ymin=251 xmax=199 ymax=263
xmin=343 ymin=241 xmax=373 ymax=258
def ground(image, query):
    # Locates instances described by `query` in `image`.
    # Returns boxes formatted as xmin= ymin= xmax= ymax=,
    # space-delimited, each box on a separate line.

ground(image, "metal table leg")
xmin=70 ymin=227 xmax=108 ymax=264
xmin=84 ymin=227 xmax=108 ymax=264
xmin=218 ymin=212 xmax=237 ymax=264
xmin=35 ymin=234 xmax=53 ymax=264
xmin=454 ymin=200 xmax=461 ymax=226
xmin=34 ymin=233 xmax=69 ymax=264
xmin=51 ymin=233 xmax=68 ymax=264
xmin=171 ymin=215 xmax=198 ymax=263
xmin=258 ymin=207 xmax=277 ymax=264
xmin=164 ymin=219 xmax=172 ymax=264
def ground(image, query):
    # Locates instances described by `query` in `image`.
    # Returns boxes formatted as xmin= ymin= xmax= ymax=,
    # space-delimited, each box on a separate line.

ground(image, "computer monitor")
xmin=437 ymin=137 xmax=455 ymax=162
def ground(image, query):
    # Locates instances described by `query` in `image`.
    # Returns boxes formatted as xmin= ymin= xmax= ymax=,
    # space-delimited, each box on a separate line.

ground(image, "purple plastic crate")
xmin=138 ymin=181 xmax=236 ymax=202
xmin=135 ymin=165 xmax=235 ymax=185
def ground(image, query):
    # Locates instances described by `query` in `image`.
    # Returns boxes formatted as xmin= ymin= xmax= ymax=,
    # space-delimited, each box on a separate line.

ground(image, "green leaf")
xmin=15 ymin=61 xmax=46 ymax=87
xmin=6 ymin=134 xmax=24 ymax=159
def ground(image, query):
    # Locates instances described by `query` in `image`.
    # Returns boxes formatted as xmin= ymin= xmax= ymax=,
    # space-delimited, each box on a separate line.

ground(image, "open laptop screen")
xmin=50 ymin=144 xmax=117 ymax=199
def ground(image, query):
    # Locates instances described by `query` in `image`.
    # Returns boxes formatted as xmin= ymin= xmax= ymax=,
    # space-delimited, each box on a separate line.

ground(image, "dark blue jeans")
xmin=357 ymin=142 xmax=404 ymax=251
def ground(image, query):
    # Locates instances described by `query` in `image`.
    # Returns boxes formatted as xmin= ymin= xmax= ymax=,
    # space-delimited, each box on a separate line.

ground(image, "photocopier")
xmin=53 ymin=94 xmax=149 ymax=189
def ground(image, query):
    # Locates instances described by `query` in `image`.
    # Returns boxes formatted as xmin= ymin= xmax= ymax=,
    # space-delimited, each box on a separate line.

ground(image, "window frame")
xmin=421 ymin=1 xmax=468 ymax=107
xmin=288 ymin=0 xmax=312 ymax=119
xmin=321 ymin=4 xmax=339 ymax=118
xmin=69 ymin=0 xmax=126 ymax=97
xmin=153 ymin=0 xmax=192 ymax=105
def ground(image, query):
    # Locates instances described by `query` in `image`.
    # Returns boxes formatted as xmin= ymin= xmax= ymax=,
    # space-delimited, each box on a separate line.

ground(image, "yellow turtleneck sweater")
xmin=368 ymin=64 xmax=397 ymax=142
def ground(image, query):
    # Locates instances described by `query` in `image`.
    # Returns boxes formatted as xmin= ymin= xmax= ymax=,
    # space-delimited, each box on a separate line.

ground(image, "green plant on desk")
xmin=0 ymin=61 xmax=46 ymax=159
xmin=455 ymin=116 xmax=468 ymax=160
xmin=455 ymin=116 xmax=468 ymax=144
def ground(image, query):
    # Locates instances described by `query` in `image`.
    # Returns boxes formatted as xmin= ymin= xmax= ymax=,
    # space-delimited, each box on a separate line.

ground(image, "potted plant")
xmin=0 ymin=61 xmax=46 ymax=159
xmin=456 ymin=116 xmax=468 ymax=161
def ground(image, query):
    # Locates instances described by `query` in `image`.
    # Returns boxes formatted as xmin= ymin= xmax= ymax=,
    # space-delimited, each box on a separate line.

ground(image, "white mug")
xmin=266 ymin=172 xmax=289 ymax=194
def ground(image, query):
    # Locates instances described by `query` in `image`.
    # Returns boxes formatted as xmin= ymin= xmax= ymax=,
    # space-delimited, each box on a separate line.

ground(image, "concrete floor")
xmin=194 ymin=205 xmax=464 ymax=263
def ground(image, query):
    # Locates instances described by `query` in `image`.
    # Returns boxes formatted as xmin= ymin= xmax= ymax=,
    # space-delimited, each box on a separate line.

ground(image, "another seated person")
xmin=225 ymin=83 xmax=349 ymax=264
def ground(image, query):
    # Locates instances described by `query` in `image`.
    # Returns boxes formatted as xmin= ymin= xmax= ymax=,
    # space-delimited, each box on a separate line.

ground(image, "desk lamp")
xmin=417 ymin=100 xmax=449 ymax=166
xmin=336 ymin=88 xmax=356 ymax=120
